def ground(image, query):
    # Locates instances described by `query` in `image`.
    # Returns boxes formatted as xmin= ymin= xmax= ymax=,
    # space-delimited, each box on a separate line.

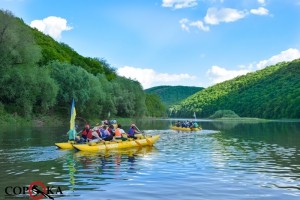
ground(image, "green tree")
xmin=0 ymin=66 xmax=58 ymax=116
xmin=111 ymin=77 xmax=146 ymax=117
xmin=145 ymin=94 xmax=166 ymax=117
xmin=0 ymin=10 xmax=57 ymax=117
xmin=48 ymin=61 xmax=92 ymax=112
xmin=0 ymin=10 xmax=41 ymax=70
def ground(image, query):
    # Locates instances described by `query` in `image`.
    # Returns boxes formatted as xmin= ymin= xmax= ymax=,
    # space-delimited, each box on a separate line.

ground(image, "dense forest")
xmin=0 ymin=9 xmax=164 ymax=121
xmin=145 ymin=86 xmax=203 ymax=107
xmin=170 ymin=59 xmax=300 ymax=119
xmin=145 ymin=94 xmax=167 ymax=117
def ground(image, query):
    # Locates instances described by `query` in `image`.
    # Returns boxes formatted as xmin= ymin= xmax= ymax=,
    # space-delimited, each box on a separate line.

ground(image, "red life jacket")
xmin=82 ymin=129 xmax=93 ymax=139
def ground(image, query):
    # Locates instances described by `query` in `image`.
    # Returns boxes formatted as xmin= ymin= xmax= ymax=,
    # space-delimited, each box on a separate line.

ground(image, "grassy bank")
xmin=0 ymin=112 xmax=68 ymax=127
xmin=0 ymin=112 xmax=31 ymax=126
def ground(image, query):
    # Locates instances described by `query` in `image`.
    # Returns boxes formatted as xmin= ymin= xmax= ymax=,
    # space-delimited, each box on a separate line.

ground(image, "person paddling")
xmin=81 ymin=124 xmax=92 ymax=142
xmin=100 ymin=125 xmax=114 ymax=141
xmin=115 ymin=124 xmax=126 ymax=140
xmin=128 ymin=124 xmax=141 ymax=139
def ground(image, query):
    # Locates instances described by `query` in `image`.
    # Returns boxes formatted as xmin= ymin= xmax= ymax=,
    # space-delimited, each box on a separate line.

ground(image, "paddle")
xmin=134 ymin=125 xmax=145 ymax=138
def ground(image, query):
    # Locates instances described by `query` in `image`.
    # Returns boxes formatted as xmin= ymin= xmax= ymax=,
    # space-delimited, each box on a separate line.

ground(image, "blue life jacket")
xmin=128 ymin=128 xmax=135 ymax=136
xmin=99 ymin=129 xmax=105 ymax=138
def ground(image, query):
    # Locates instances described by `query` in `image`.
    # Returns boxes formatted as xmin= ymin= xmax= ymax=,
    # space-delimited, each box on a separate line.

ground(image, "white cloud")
xmin=250 ymin=7 xmax=269 ymax=15
xmin=179 ymin=18 xmax=210 ymax=32
xmin=30 ymin=16 xmax=72 ymax=40
xmin=257 ymin=0 xmax=266 ymax=6
xmin=190 ymin=20 xmax=210 ymax=31
xmin=256 ymin=48 xmax=300 ymax=69
xmin=162 ymin=0 xmax=197 ymax=9
xmin=179 ymin=18 xmax=190 ymax=32
xmin=117 ymin=66 xmax=198 ymax=89
xmin=204 ymin=7 xmax=247 ymax=25
xmin=207 ymin=65 xmax=250 ymax=84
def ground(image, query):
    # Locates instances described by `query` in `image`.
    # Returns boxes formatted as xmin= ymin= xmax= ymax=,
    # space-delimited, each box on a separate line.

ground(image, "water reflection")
xmin=209 ymin=124 xmax=300 ymax=191
xmin=58 ymin=147 xmax=157 ymax=197
xmin=66 ymin=153 xmax=76 ymax=191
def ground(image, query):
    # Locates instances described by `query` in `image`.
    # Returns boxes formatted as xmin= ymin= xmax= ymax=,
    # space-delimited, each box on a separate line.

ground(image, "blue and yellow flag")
xmin=70 ymin=99 xmax=76 ymax=130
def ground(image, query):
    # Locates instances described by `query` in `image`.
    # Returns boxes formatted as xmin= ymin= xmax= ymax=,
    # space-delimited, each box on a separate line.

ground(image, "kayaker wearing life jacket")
xmin=128 ymin=124 xmax=140 ymax=139
xmin=100 ymin=125 xmax=113 ymax=141
xmin=115 ymin=124 xmax=125 ymax=140
xmin=88 ymin=126 xmax=102 ymax=143
xmin=81 ymin=124 xmax=93 ymax=141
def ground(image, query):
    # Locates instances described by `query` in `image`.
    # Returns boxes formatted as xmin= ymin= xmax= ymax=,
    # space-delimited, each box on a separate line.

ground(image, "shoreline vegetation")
xmin=206 ymin=117 xmax=270 ymax=122
xmin=0 ymin=111 xmax=139 ymax=127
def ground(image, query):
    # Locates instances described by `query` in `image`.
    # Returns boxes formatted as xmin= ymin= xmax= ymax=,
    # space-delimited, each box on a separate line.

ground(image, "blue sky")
xmin=1 ymin=0 xmax=300 ymax=89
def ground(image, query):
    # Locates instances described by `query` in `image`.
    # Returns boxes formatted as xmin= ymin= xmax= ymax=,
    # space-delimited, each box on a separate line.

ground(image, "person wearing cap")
xmin=127 ymin=124 xmax=140 ymax=139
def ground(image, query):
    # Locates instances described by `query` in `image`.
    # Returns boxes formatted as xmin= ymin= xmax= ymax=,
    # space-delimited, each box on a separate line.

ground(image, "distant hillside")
xmin=170 ymin=59 xmax=300 ymax=119
xmin=145 ymin=86 xmax=204 ymax=107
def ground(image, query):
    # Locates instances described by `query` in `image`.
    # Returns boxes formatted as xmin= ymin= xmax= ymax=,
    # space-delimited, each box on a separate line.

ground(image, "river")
xmin=0 ymin=119 xmax=300 ymax=199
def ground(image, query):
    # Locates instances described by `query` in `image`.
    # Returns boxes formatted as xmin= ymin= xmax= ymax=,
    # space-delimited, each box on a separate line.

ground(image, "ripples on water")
xmin=0 ymin=123 xmax=300 ymax=199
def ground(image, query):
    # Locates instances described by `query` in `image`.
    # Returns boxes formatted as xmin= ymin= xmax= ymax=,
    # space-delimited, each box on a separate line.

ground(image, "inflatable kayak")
xmin=170 ymin=126 xmax=201 ymax=131
xmin=55 ymin=141 xmax=77 ymax=149
xmin=73 ymin=135 xmax=160 ymax=152
xmin=74 ymin=146 xmax=157 ymax=157
xmin=55 ymin=133 xmax=148 ymax=150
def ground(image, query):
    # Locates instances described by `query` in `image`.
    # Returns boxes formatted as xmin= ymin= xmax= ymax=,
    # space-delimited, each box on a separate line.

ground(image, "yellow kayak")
xmin=74 ymin=146 xmax=157 ymax=157
xmin=55 ymin=141 xmax=77 ymax=149
xmin=170 ymin=126 xmax=201 ymax=131
xmin=55 ymin=133 xmax=148 ymax=150
xmin=73 ymin=135 xmax=160 ymax=152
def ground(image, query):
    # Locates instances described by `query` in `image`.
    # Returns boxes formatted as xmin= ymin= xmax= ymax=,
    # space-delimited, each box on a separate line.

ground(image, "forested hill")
xmin=0 ymin=9 xmax=161 ymax=120
xmin=32 ymin=28 xmax=116 ymax=80
xmin=145 ymin=86 xmax=204 ymax=107
xmin=170 ymin=59 xmax=300 ymax=119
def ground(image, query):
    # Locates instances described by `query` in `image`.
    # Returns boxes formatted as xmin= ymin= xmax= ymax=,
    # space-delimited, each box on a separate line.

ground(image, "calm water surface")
xmin=0 ymin=119 xmax=300 ymax=199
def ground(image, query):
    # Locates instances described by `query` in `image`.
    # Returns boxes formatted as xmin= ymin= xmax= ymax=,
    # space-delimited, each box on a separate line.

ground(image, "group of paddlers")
xmin=67 ymin=120 xmax=142 ymax=143
xmin=174 ymin=120 xmax=199 ymax=128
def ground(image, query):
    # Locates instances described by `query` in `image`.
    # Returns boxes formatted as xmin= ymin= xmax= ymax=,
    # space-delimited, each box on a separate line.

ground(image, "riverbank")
xmin=0 ymin=112 xmax=68 ymax=127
